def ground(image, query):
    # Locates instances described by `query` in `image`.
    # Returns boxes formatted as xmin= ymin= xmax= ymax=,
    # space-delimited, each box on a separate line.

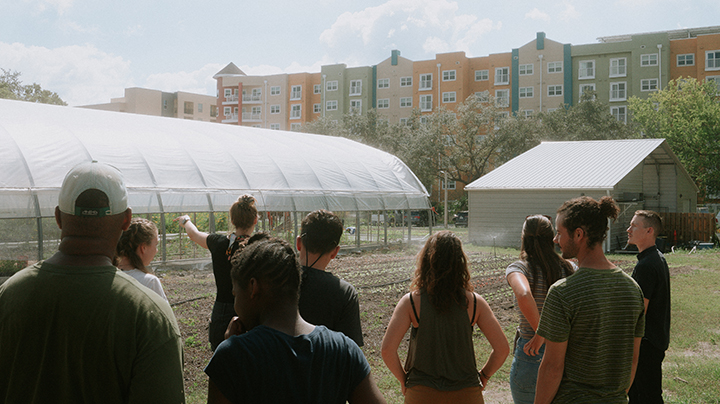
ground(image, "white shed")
xmin=465 ymin=139 xmax=698 ymax=251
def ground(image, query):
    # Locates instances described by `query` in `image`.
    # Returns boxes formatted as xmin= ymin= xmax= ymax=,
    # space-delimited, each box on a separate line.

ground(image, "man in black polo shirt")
xmin=296 ymin=209 xmax=364 ymax=346
xmin=627 ymin=210 xmax=671 ymax=403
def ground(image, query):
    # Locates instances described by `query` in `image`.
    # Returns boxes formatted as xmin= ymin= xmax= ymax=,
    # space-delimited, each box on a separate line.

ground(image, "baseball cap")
xmin=58 ymin=161 xmax=128 ymax=217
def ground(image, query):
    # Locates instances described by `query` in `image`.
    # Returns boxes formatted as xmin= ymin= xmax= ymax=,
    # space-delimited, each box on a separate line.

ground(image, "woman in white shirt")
xmin=116 ymin=217 xmax=168 ymax=301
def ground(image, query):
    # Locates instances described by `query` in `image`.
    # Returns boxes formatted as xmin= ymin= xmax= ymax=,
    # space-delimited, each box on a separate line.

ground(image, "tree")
xmin=629 ymin=78 xmax=720 ymax=197
xmin=0 ymin=69 xmax=67 ymax=105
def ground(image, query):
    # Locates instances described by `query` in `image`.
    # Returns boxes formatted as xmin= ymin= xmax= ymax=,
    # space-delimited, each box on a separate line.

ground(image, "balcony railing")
xmin=242 ymin=94 xmax=262 ymax=103
xmin=222 ymin=114 xmax=238 ymax=123
xmin=223 ymin=95 xmax=238 ymax=104
xmin=242 ymin=112 xmax=262 ymax=121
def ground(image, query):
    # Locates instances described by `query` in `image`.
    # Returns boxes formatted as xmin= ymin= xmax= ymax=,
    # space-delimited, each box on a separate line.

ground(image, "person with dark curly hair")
xmin=505 ymin=215 xmax=575 ymax=404
xmin=175 ymin=194 xmax=258 ymax=350
xmin=116 ymin=217 xmax=167 ymax=300
xmin=204 ymin=237 xmax=386 ymax=404
xmin=381 ymin=231 xmax=509 ymax=403
xmin=535 ymin=196 xmax=646 ymax=404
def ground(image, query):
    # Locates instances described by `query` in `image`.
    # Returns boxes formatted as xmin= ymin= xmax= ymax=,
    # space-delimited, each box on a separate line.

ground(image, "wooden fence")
xmin=659 ymin=212 xmax=717 ymax=245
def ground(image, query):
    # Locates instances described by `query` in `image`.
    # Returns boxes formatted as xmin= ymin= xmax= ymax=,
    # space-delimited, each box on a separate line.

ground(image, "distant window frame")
xmin=547 ymin=61 xmax=563 ymax=73
xmin=677 ymin=54 xmax=694 ymax=67
xmin=519 ymin=64 xmax=534 ymax=76
xmin=442 ymin=70 xmax=456 ymax=81
xmin=475 ymin=70 xmax=489 ymax=81
xmin=378 ymin=78 xmax=389 ymax=89
xmin=579 ymin=60 xmax=595 ymax=79
xmin=495 ymin=67 xmax=509 ymax=85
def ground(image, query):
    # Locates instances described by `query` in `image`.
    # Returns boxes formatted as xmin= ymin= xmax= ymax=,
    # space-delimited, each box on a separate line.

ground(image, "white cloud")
xmin=319 ymin=0 xmax=501 ymax=60
xmin=144 ymin=64 xmax=222 ymax=98
xmin=0 ymin=42 xmax=132 ymax=106
xmin=29 ymin=0 xmax=75 ymax=15
xmin=525 ymin=8 xmax=550 ymax=21
xmin=560 ymin=1 xmax=580 ymax=21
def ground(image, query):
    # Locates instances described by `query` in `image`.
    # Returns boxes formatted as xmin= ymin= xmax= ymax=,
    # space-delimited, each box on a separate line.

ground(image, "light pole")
xmin=440 ymin=171 xmax=448 ymax=229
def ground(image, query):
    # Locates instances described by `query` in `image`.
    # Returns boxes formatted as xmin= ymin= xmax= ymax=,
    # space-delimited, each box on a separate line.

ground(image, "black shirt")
xmin=632 ymin=245 xmax=671 ymax=351
xmin=207 ymin=233 xmax=234 ymax=304
xmin=299 ymin=266 xmax=364 ymax=347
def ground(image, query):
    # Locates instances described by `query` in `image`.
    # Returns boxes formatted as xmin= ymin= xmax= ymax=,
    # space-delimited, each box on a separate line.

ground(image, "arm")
xmin=207 ymin=379 xmax=233 ymax=404
xmin=627 ymin=336 xmax=642 ymax=393
xmin=175 ymin=215 xmax=209 ymax=249
xmin=474 ymin=293 xmax=510 ymax=390
xmin=381 ymin=293 xmax=413 ymax=395
xmin=506 ymin=272 xmax=545 ymax=356
xmin=348 ymin=373 xmax=387 ymax=404
xmin=534 ymin=339 xmax=567 ymax=404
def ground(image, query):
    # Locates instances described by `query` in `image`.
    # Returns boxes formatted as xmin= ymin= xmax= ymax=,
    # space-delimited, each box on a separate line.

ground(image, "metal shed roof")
xmin=0 ymin=99 xmax=430 ymax=218
xmin=466 ymin=139 xmax=696 ymax=191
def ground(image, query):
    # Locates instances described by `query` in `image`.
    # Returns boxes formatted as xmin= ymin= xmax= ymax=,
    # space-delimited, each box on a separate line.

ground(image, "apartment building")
xmin=79 ymin=87 xmax=218 ymax=122
xmin=668 ymin=27 xmax=720 ymax=89
xmin=374 ymin=50 xmax=414 ymax=124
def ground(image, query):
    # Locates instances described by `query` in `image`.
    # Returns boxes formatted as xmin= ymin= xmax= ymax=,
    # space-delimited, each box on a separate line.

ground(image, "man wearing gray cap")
xmin=0 ymin=161 xmax=185 ymax=403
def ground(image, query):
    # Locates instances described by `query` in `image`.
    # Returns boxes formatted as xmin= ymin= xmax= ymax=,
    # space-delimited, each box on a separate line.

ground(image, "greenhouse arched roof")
xmin=0 ymin=99 xmax=429 ymax=218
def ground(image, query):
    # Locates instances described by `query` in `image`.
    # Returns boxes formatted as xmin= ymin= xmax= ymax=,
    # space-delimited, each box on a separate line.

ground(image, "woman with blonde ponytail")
xmin=504 ymin=215 xmax=576 ymax=404
xmin=175 ymin=195 xmax=258 ymax=350
xmin=116 ymin=217 xmax=167 ymax=301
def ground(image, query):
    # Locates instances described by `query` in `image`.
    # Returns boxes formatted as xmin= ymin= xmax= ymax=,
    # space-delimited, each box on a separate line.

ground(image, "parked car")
xmin=453 ymin=211 xmax=468 ymax=227
xmin=402 ymin=210 xmax=436 ymax=227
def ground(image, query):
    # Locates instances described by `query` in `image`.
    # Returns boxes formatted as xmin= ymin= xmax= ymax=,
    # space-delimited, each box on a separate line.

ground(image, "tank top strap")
xmin=409 ymin=293 xmax=420 ymax=324
xmin=471 ymin=293 xmax=477 ymax=327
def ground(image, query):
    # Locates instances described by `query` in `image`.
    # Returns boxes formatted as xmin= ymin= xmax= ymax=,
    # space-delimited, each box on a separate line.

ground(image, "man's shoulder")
xmin=302 ymin=267 xmax=356 ymax=292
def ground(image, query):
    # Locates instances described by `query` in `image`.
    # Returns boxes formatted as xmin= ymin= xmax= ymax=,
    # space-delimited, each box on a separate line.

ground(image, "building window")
xmin=350 ymin=80 xmax=362 ymax=95
xmin=441 ymin=179 xmax=456 ymax=190
xmin=314 ymin=85 xmax=321 ymax=94
xmin=523 ymin=110 xmax=533 ymax=118
xmin=378 ymin=78 xmax=389 ymax=88
xmin=548 ymin=85 xmax=563 ymax=96
xmin=547 ymin=61 xmax=563 ymax=73
xmin=641 ymin=54 xmax=658 ymax=67
xmin=475 ymin=91 xmax=489 ymax=102
xmin=519 ymin=64 xmax=533 ymax=76
xmin=251 ymin=124 xmax=261 ymax=128
xmin=706 ymin=50 xmax=720 ymax=70
xmin=270 ymin=105 xmax=280 ymax=114
xmin=197 ymin=103 xmax=203 ymax=113
xmin=313 ymin=103 xmax=321 ymax=113
xmin=377 ymin=98 xmax=389 ymax=109
xmin=609 ymin=58 xmax=627 ymax=77
xmin=641 ymin=78 xmax=659 ymax=92
xmin=419 ymin=73 xmax=432 ymax=90
xmin=400 ymin=97 xmax=412 ymax=108
xmin=270 ymin=123 xmax=280 ymax=130
xmin=290 ymin=85 xmax=301 ymax=100
xmin=290 ymin=123 xmax=301 ymax=131
xmin=706 ymin=76 xmax=720 ymax=91
xmin=442 ymin=70 xmax=456 ymax=81
xmin=610 ymin=82 xmax=627 ymax=101
xmin=420 ymin=94 xmax=433 ymax=111
xmin=251 ymin=106 xmax=261 ymax=117
xmin=184 ymin=102 xmax=193 ymax=115
xmin=442 ymin=92 xmax=456 ymax=103
xmin=579 ymin=60 xmax=595 ymax=79
xmin=224 ymin=107 xmax=231 ymax=117
xmin=519 ymin=87 xmax=534 ymax=98
xmin=495 ymin=67 xmax=509 ymax=85
xmin=611 ymin=106 xmax=627 ymax=123
xmin=475 ymin=70 xmax=489 ymax=81
xmin=350 ymin=99 xmax=362 ymax=114
xmin=270 ymin=86 xmax=281 ymax=96
xmin=399 ymin=118 xmax=408 ymax=126
xmin=290 ymin=104 xmax=301 ymax=119
xmin=677 ymin=54 xmax=694 ymax=66
xmin=210 ymin=105 xmax=217 ymax=117
xmin=495 ymin=89 xmax=509 ymax=107
xmin=579 ymin=83 xmax=596 ymax=99
xmin=326 ymin=100 xmax=338 ymax=111
xmin=224 ymin=89 xmax=232 ymax=98
xmin=327 ymin=80 xmax=338 ymax=91
xmin=400 ymin=76 xmax=412 ymax=87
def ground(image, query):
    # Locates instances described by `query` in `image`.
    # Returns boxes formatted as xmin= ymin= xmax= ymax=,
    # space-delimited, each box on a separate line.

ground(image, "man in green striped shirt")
xmin=534 ymin=196 xmax=645 ymax=404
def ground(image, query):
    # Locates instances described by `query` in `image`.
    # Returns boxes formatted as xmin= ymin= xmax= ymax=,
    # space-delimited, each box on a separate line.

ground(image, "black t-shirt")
xmin=207 ymin=234 xmax=234 ymax=304
xmin=299 ymin=266 xmax=364 ymax=347
xmin=632 ymin=245 xmax=671 ymax=351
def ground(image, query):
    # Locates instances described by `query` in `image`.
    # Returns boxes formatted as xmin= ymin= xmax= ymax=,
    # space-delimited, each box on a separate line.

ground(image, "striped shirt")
xmin=537 ymin=267 xmax=645 ymax=403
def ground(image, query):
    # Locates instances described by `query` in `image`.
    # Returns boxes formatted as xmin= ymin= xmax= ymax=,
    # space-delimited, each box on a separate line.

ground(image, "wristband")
xmin=480 ymin=369 xmax=490 ymax=380
xmin=182 ymin=217 xmax=190 ymax=225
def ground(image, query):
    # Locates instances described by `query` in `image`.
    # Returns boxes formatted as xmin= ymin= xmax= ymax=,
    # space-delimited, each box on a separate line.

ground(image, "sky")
xmin=1 ymin=0 xmax=719 ymax=106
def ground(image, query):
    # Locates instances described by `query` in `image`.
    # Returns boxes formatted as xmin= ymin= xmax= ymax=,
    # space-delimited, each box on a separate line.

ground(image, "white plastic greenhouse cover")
xmin=0 ymin=99 xmax=430 ymax=218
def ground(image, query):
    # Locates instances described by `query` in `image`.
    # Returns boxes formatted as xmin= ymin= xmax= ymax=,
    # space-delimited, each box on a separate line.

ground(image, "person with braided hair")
xmin=116 ymin=217 xmax=167 ymax=300
xmin=204 ymin=237 xmax=386 ymax=404
xmin=175 ymin=194 xmax=258 ymax=350
xmin=504 ymin=215 xmax=575 ymax=404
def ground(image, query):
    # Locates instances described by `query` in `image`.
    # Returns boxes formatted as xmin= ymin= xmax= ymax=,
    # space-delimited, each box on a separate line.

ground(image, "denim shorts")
xmin=509 ymin=335 xmax=545 ymax=404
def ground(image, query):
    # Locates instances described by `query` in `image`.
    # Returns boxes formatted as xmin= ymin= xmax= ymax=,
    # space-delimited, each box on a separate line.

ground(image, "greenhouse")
xmin=0 ymin=99 xmax=431 ymax=265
